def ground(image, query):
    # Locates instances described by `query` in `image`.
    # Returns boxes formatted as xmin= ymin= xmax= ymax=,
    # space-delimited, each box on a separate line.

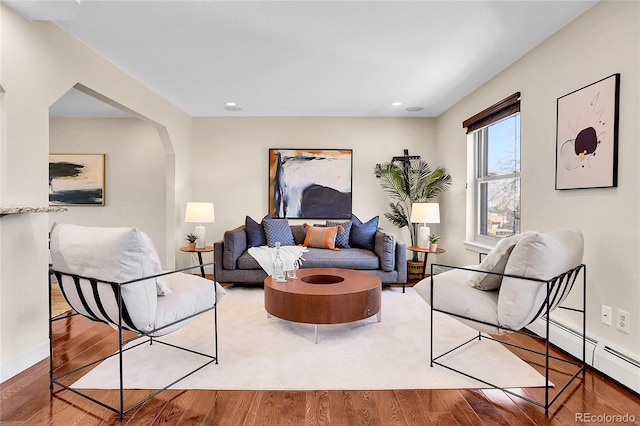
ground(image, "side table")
xmin=179 ymin=246 xmax=213 ymax=278
xmin=407 ymin=246 xmax=446 ymax=279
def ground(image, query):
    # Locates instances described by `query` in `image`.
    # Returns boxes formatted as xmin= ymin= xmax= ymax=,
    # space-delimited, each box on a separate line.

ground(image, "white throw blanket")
xmin=247 ymin=245 xmax=308 ymax=276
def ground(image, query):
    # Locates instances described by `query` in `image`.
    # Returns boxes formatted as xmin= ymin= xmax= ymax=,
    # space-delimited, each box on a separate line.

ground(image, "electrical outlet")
xmin=601 ymin=305 xmax=612 ymax=326
xmin=616 ymin=309 xmax=630 ymax=334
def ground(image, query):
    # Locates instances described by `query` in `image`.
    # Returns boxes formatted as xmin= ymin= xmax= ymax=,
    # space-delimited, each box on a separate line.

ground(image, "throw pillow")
xmin=349 ymin=214 xmax=378 ymax=251
xmin=140 ymin=231 xmax=171 ymax=296
xmin=467 ymin=232 xmax=532 ymax=290
xmin=326 ymin=220 xmax=352 ymax=248
xmin=262 ymin=217 xmax=295 ymax=247
xmin=303 ymin=223 xmax=344 ymax=250
xmin=246 ymin=215 xmax=269 ymax=247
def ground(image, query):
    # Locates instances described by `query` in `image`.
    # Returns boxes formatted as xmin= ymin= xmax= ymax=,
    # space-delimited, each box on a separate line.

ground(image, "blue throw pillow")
xmin=262 ymin=217 xmax=295 ymax=247
xmin=349 ymin=215 xmax=378 ymax=251
xmin=326 ymin=220 xmax=352 ymax=248
xmin=245 ymin=215 xmax=269 ymax=248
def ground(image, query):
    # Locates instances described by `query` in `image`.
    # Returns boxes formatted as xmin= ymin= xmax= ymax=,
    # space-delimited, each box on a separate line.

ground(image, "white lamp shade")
xmin=410 ymin=203 xmax=440 ymax=224
xmin=185 ymin=202 xmax=215 ymax=223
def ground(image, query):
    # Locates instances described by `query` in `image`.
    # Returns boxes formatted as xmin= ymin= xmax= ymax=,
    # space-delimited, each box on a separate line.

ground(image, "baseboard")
xmin=527 ymin=317 xmax=640 ymax=394
xmin=0 ymin=339 xmax=49 ymax=384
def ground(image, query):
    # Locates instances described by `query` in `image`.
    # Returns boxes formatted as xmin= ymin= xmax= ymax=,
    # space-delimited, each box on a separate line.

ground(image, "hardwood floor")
xmin=2 ymin=286 xmax=639 ymax=425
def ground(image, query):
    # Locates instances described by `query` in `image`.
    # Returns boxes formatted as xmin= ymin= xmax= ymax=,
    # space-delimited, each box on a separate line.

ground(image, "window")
xmin=464 ymin=93 xmax=521 ymax=243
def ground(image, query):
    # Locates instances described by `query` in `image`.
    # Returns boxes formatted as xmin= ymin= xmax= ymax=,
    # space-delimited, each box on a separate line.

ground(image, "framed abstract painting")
xmin=49 ymin=154 xmax=105 ymax=205
xmin=269 ymin=149 xmax=352 ymax=219
xmin=555 ymin=74 xmax=620 ymax=190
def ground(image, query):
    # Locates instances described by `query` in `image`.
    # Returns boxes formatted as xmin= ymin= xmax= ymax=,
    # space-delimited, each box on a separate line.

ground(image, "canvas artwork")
xmin=269 ymin=149 xmax=352 ymax=219
xmin=49 ymin=154 xmax=105 ymax=205
xmin=555 ymin=74 xmax=620 ymax=190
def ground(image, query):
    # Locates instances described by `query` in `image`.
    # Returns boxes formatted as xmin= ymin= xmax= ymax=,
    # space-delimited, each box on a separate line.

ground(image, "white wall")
xmin=436 ymin=1 xmax=639 ymax=357
xmin=192 ymin=117 xmax=439 ymax=246
xmin=49 ymin=118 xmax=167 ymax=263
xmin=0 ymin=5 xmax=193 ymax=381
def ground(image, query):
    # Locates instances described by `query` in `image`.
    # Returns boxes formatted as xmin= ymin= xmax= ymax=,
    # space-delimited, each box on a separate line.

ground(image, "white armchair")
xmin=415 ymin=229 xmax=586 ymax=417
xmin=49 ymin=223 xmax=225 ymax=421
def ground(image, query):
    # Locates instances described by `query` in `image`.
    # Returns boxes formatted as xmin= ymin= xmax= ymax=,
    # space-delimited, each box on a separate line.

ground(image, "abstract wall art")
xmin=49 ymin=154 xmax=105 ymax=205
xmin=555 ymin=73 xmax=620 ymax=190
xmin=269 ymin=149 xmax=352 ymax=219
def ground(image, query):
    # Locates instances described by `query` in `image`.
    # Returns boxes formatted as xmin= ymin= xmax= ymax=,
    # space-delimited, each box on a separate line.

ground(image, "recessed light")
xmin=406 ymin=106 xmax=424 ymax=112
xmin=225 ymin=102 xmax=237 ymax=107
xmin=391 ymin=102 xmax=402 ymax=106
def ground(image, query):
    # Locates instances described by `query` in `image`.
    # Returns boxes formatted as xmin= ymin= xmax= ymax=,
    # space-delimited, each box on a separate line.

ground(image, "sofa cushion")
xmin=303 ymin=223 xmax=343 ymax=250
xmin=236 ymin=247 xmax=380 ymax=270
xmin=291 ymin=225 xmax=307 ymax=245
xmin=262 ymin=217 xmax=295 ymax=246
xmin=350 ymin=214 xmax=378 ymax=251
xmin=245 ymin=215 xmax=268 ymax=248
xmin=326 ymin=220 xmax=352 ymax=248
xmin=498 ymin=229 xmax=584 ymax=331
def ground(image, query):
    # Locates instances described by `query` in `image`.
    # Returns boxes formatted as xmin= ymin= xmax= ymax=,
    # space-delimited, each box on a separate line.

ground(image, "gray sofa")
xmin=214 ymin=224 xmax=407 ymax=287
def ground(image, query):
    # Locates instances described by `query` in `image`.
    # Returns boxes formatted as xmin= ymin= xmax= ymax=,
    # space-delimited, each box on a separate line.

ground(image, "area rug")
xmin=72 ymin=286 xmax=547 ymax=390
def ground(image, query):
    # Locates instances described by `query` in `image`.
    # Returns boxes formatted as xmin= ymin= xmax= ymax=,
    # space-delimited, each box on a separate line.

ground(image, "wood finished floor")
xmin=2 ymin=284 xmax=639 ymax=425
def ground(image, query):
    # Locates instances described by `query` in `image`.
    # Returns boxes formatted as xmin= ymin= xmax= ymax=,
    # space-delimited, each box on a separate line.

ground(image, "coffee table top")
xmin=264 ymin=267 xmax=381 ymax=296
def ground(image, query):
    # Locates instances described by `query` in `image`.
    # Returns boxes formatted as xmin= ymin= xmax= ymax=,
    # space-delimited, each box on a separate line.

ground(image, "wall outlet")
xmin=601 ymin=305 xmax=612 ymax=326
xmin=616 ymin=309 xmax=630 ymax=334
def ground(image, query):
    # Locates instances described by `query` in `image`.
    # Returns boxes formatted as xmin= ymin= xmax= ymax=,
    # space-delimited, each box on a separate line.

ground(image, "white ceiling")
xmin=11 ymin=0 xmax=597 ymax=117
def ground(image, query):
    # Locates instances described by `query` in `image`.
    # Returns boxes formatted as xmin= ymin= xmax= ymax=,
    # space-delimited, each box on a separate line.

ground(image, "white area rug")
xmin=72 ymin=287 xmax=547 ymax=390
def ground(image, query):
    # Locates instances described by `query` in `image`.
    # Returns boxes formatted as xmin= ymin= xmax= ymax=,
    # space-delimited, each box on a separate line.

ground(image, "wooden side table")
xmin=407 ymin=246 xmax=446 ymax=279
xmin=179 ymin=245 xmax=213 ymax=278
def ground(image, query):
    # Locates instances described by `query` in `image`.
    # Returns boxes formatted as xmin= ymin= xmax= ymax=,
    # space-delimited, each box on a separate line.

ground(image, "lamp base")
xmin=418 ymin=226 xmax=430 ymax=248
xmin=194 ymin=225 xmax=206 ymax=248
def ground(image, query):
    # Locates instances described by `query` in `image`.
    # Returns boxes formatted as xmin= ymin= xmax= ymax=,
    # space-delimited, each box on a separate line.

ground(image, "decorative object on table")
xmin=49 ymin=154 xmax=105 ymax=206
xmin=186 ymin=233 xmax=198 ymax=250
xmin=272 ymin=242 xmax=286 ymax=282
xmin=374 ymin=151 xmax=451 ymax=261
xmin=268 ymin=148 xmax=352 ymax=219
xmin=185 ymin=202 xmax=215 ymax=248
xmin=428 ymin=233 xmax=440 ymax=251
xmin=555 ymin=73 xmax=620 ymax=190
xmin=409 ymin=202 xmax=440 ymax=248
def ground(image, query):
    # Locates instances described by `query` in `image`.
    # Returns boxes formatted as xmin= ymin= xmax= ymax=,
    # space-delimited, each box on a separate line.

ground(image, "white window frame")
xmin=465 ymin=114 xmax=521 ymax=251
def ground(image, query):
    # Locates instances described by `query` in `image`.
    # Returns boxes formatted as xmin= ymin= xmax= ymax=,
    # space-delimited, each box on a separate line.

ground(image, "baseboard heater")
xmin=527 ymin=317 xmax=640 ymax=394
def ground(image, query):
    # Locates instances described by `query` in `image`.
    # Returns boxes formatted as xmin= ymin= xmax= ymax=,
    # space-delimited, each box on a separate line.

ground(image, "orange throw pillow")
xmin=302 ymin=224 xmax=345 ymax=251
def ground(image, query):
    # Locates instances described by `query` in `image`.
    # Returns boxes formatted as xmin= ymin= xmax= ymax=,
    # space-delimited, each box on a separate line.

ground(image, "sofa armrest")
xmin=395 ymin=240 xmax=407 ymax=283
xmin=221 ymin=225 xmax=247 ymax=270
xmin=374 ymin=228 xmax=396 ymax=272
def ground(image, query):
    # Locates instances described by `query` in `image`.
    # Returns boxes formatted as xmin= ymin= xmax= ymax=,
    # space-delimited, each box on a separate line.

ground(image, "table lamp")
xmin=410 ymin=202 xmax=440 ymax=248
xmin=185 ymin=202 xmax=215 ymax=248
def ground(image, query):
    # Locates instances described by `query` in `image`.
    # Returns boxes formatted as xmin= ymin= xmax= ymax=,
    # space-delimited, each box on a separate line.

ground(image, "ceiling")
xmin=9 ymin=0 xmax=597 ymax=117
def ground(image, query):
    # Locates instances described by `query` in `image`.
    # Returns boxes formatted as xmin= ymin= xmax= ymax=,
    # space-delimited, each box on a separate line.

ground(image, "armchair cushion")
xmin=50 ymin=223 xmax=159 ymax=332
xmin=498 ymin=229 xmax=584 ymax=330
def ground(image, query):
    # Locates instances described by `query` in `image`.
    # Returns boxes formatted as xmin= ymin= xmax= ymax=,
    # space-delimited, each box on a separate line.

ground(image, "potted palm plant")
xmin=374 ymin=160 xmax=451 ymax=276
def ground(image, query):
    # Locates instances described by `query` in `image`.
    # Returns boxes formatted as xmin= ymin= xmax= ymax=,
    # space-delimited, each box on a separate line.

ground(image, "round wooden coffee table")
xmin=264 ymin=268 xmax=382 ymax=342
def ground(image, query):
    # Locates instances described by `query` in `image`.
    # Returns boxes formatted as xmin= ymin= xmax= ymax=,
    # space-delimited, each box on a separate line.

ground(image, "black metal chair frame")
xmin=429 ymin=262 xmax=586 ymax=417
xmin=49 ymin=261 xmax=218 ymax=421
